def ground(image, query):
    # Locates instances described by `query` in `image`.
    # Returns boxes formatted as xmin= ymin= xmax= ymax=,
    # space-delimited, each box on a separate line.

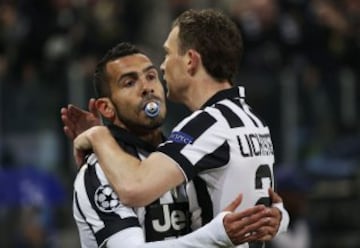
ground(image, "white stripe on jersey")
xmin=238 ymin=86 xmax=245 ymax=98
xmin=74 ymin=165 xmax=106 ymax=233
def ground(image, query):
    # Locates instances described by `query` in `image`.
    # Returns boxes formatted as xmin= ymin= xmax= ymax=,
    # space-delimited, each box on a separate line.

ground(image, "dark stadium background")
xmin=1 ymin=0 xmax=359 ymax=247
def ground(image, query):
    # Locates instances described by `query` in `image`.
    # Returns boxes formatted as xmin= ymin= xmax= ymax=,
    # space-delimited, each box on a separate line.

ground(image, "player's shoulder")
xmin=74 ymin=153 xmax=107 ymax=187
xmin=73 ymin=162 xmax=88 ymax=188
xmin=175 ymin=108 xmax=222 ymax=129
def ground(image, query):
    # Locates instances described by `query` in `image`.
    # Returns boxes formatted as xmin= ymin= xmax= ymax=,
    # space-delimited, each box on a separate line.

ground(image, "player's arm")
xmin=137 ymin=212 xmax=234 ymax=248
xmin=107 ymin=195 xmax=272 ymax=248
xmin=74 ymin=125 xmax=184 ymax=207
xmin=105 ymin=213 xmax=234 ymax=248
xmin=105 ymin=191 xmax=288 ymax=248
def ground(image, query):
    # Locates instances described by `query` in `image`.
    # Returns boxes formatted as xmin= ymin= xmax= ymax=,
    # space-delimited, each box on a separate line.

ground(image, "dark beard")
xmin=113 ymin=103 xmax=164 ymax=135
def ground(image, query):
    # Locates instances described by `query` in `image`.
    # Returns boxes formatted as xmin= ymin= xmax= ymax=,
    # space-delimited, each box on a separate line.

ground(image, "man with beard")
xmin=63 ymin=42 xmax=279 ymax=247
xmin=73 ymin=9 xmax=290 ymax=248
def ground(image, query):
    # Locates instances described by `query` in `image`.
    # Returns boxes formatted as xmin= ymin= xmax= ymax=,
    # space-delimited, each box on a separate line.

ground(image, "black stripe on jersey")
xmin=214 ymin=103 xmax=244 ymax=128
xmin=158 ymin=144 xmax=196 ymax=179
xmin=84 ymin=165 xmax=140 ymax=246
xmin=74 ymin=191 xmax=96 ymax=236
xmin=180 ymin=111 xmax=217 ymax=141
xmin=249 ymin=241 xmax=265 ymax=248
xmin=193 ymin=176 xmax=213 ymax=225
xmin=200 ymin=87 xmax=241 ymax=109
xmin=96 ymin=217 xmax=140 ymax=247
xmin=158 ymin=112 xmax=217 ymax=179
xmin=194 ymin=141 xmax=230 ymax=172
xmin=229 ymin=98 xmax=259 ymax=127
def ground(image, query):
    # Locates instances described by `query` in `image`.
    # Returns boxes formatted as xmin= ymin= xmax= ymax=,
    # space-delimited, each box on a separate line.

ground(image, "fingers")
xmin=255 ymin=228 xmax=273 ymax=242
xmin=269 ymin=188 xmax=282 ymax=204
xmin=224 ymin=205 xmax=271 ymax=245
xmin=224 ymin=205 xmax=265 ymax=233
xmin=268 ymin=206 xmax=281 ymax=220
xmin=255 ymin=222 xmax=278 ymax=242
xmin=61 ymin=106 xmax=77 ymax=128
xmin=61 ymin=107 xmax=75 ymax=140
xmin=68 ymin=104 xmax=87 ymax=119
xmin=223 ymin=194 xmax=242 ymax=212
xmin=225 ymin=205 xmax=267 ymax=232
xmin=222 ymin=189 xmax=284 ymax=245
xmin=63 ymin=126 xmax=75 ymax=141
xmin=241 ymin=230 xmax=267 ymax=244
xmin=253 ymin=205 xmax=282 ymax=241
xmin=225 ymin=204 xmax=266 ymax=224
xmin=267 ymin=206 xmax=282 ymax=236
xmin=88 ymin=98 xmax=98 ymax=116
xmin=234 ymin=221 xmax=274 ymax=243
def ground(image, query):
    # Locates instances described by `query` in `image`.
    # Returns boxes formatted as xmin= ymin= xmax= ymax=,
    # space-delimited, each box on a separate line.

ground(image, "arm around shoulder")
xmin=79 ymin=126 xmax=186 ymax=207
xmin=118 ymin=152 xmax=186 ymax=207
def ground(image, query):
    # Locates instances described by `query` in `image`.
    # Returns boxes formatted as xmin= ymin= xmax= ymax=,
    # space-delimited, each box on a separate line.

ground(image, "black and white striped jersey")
xmin=157 ymin=86 xmax=275 ymax=222
xmin=73 ymin=126 xmax=191 ymax=247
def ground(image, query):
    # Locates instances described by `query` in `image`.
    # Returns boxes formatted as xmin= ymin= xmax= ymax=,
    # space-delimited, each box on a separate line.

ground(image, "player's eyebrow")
xmin=118 ymin=65 xmax=157 ymax=83
xmin=142 ymin=65 xmax=157 ymax=74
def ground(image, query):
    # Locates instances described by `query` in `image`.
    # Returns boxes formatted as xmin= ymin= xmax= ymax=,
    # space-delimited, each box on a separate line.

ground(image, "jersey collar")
xmin=200 ymin=86 xmax=245 ymax=109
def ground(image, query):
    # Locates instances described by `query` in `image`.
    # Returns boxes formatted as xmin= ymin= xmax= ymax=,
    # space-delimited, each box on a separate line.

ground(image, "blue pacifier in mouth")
xmin=144 ymin=101 xmax=160 ymax=118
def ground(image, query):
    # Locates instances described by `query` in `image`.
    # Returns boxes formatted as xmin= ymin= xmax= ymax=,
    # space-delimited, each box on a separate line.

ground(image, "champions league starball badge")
xmin=94 ymin=185 xmax=120 ymax=213
xmin=144 ymin=101 xmax=160 ymax=118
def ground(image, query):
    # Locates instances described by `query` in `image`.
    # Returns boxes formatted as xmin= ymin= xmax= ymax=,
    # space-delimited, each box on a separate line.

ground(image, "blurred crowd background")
xmin=0 ymin=0 xmax=359 ymax=247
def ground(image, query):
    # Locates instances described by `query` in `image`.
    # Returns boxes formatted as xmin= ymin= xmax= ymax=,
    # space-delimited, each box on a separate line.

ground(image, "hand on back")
xmin=60 ymin=98 xmax=101 ymax=141
xmin=222 ymin=188 xmax=284 ymax=245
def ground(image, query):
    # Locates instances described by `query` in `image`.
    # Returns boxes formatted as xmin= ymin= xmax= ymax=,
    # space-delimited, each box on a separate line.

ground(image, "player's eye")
xmin=124 ymin=80 xmax=136 ymax=87
xmin=146 ymin=73 xmax=157 ymax=81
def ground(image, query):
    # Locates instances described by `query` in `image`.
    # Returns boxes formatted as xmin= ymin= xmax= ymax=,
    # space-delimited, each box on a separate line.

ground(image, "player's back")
xmin=158 ymin=87 xmax=275 ymax=227
xmin=204 ymin=94 xmax=275 ymax=214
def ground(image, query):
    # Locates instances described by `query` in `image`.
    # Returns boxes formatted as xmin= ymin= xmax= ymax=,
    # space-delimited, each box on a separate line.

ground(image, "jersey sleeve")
xmin=73 ymin=154 xmax=142 ymax=247
xmin=106 ymin=227 xmax=145 ymax=248
xmin=157 ymin=109 xmax=230 ymax=182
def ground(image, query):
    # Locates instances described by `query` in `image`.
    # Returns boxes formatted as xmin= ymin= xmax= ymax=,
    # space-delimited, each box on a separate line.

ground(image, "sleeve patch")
xmin=168 ymin=131 xmax=194 ymax=145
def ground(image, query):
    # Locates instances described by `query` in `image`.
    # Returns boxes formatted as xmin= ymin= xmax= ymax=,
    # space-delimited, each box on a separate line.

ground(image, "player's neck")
xmin=113 ymin=120 xmax=163 ymax=147
xmin=184 ymin=77 xmax=232 ymax=111
xmin=138 ymin=129 xmax=163 ymax=147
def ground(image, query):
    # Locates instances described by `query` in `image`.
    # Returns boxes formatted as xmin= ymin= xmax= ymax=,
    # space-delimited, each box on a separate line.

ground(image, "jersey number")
xmin=254 ymin=164 xmax=273 ymax=207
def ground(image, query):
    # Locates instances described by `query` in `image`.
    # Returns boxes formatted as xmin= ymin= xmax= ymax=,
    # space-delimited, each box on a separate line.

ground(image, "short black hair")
xmin=93 ymin=42 xmax=142 ymax=97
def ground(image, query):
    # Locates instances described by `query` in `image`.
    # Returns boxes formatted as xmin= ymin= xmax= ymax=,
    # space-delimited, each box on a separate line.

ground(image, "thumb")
xmin=223 ymin=194 xmax=242 ymax=212
xmin=269 ymin=188 xmax=282 ymax=204
xmin=73 ymin=147 xmax=86 ymax=168
xmin=88 ymin=98 xmax=98 ymax=116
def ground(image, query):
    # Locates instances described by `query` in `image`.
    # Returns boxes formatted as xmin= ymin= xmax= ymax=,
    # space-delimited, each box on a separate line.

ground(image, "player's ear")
xmin=186 ymin=49 xmax=201 ymax=76
xmin=95 ymin=98 xmax=115 ymax=120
